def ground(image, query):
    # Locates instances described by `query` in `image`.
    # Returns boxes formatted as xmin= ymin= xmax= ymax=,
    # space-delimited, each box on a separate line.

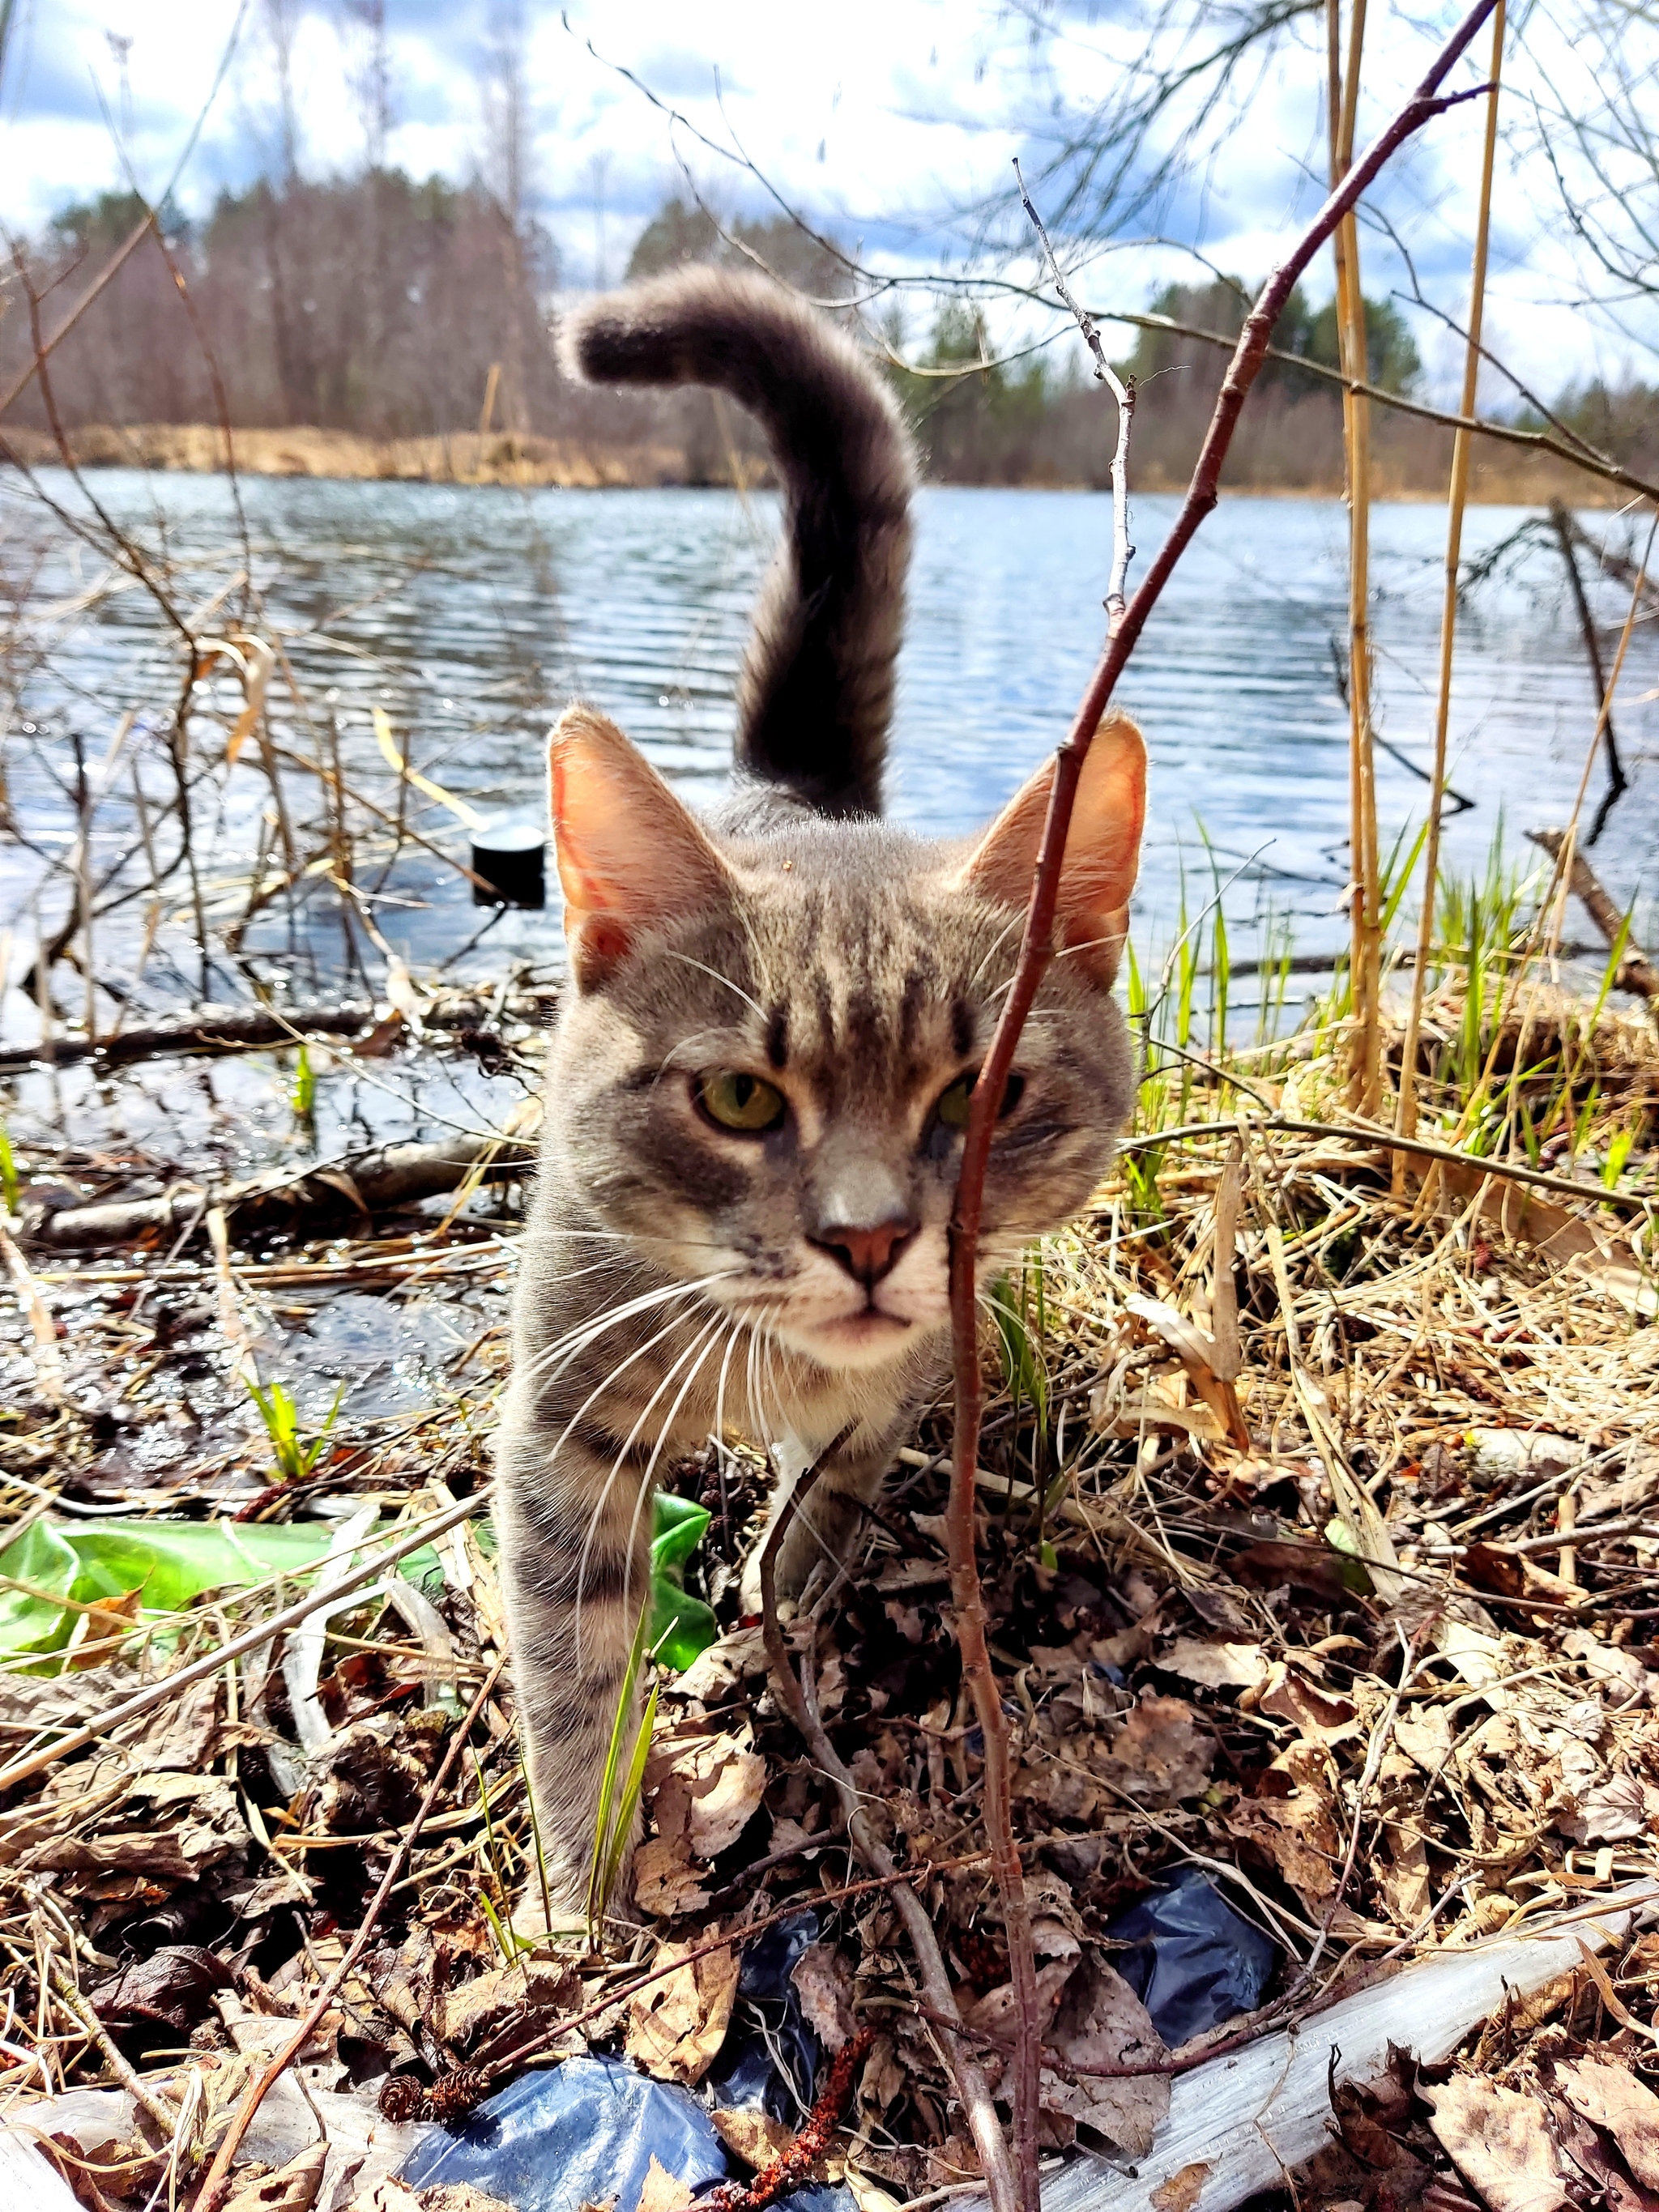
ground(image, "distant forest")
xmin=2 ymin=173 xmax=1653 ymax=494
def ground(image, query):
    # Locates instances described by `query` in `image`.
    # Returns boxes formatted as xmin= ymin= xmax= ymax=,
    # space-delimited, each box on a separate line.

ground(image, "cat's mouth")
xmin=817 ymin=1306 xmax=912 ymax=1345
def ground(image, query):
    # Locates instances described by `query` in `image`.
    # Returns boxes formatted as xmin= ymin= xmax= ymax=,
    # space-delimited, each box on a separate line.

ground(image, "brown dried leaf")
xmin=1422 ymin=2078 xmax=1569 ymax=2212
xmin=792 ymin=1942 xmax=855 ymax=2054
xmin=1149 ymin=2163 xmax=1211 ymax=2212
xmin=1097 ymin=1691 xmax=1214 ymax=1806
xmin=636 ymin=2154 xmax=697 ymax=2212
xmin=1557 ymin=1770 xmax=1648 ymax=1844
xmin=713 ymin=2108 xmax=798 ymax=2169
xmin=1225 ymin=1741 xmax=1340 ymax=1902
xmin=650 ymin=1733 xmax=767 ymax=1862
xmin=1162 ymin=1638 xmax=1268 ymax=1692
xmin=1557 ymin=2060 xmax=1659 ymax=2191
xmin=1042 ymin=1958 xmax=1171 ymax=2157
xmin=625 ymin=1933 xmax=740 ymax=2086
xmin=224 ymin=2146 xmax=328 ymax=2212
xmin=1257 ymin=1662 xmax=1362 ymax=1744
xmin=633 ymin=1835 xmax=711 ymax=1919
xmin=89 ymin=1944 xmax=233 ymax=2035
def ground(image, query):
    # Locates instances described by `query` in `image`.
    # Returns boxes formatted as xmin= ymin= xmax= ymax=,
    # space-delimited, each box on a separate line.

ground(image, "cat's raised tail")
xmin=563 ymin=269 xmax=915 ymax=819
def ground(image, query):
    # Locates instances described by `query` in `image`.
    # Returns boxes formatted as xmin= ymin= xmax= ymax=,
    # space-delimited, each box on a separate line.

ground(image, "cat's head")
xmin=543 ymin=709 xmax=1145 ymax=1375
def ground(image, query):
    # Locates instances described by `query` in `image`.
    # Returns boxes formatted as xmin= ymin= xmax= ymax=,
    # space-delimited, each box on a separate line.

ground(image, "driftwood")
xmin=1025 ymin=1880 xmax=1659 ymax=2212
xmin=0 ymin=989 xmax=560 ymax=1076
xmin=1528 ymin=827 xmax=1659 ymax=1002
xmin=22 ymin=1127 xmax=538 ymax=1250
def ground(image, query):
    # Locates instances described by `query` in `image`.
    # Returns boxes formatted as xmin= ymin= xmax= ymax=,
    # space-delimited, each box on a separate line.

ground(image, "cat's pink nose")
xmin=812 ymin=1217 xmax=917 ymax=1288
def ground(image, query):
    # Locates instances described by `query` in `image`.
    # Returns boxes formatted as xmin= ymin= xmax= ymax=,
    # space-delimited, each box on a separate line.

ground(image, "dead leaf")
xmin=844 ymin=2168 xmax=905 ymax=2212
xmin=1149 ymin=2162 xmax=1212 ymax=2212
xmin=1557 ymin=2060 xmax=1659 ymax=2190
xmin=636 ymin=2154 xmax=697 ymax=2212
xmin=1233 ymin=1539 xmax=1372 ymax=1603
xmin=1226 ymin=1741 xmax=1340 ymax=1902
xmin=1042 ymin=1958 xmax=1171 ymax=2157
xmin=632 ymin=1835 xmax=711 ymax=1919
xmin=625 ymin=1933 xmax=740 ymax=2086
xmin=433 ymin=1961 xmax=577 ymax=2054
xmin=713 ymin=2108 xmax=797 ymax=2169
xmin=1557 ymin=1769 xmax=1648 ymax=1844
xmin=223 ymin=2146 xmax=328 ymax=2212
xmin=90 ymin=1944 xmax=233 ymax=2035
xmin=792 ymin=1942 xmax=855 ymax=2054
xmin=1549 ymin=2102 xmax=1659 ymax=2212
xmin=1097 ymin=1691 xmax=1214 ymax=1806
xmin=1422 ymin=2078 xmax=1569 ymax=2212
xmin=1162 ymin=1638 xmax=1268 ymax=1692
xmin=1257 ymin=1661 xmax=1362 ymax=1744
xmin=650 ymin=1733 xmax=767 ymax=1864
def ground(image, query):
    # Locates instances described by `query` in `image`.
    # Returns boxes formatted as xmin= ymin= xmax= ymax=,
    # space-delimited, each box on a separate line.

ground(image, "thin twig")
xmin=1013 ymin=159 xmax=1136 ymax=631
xmin=945 ymin=16 xmax=1500 ymax=2204
xmin=190 ymin=1655 xmax=508 ymax=2209
xmin=757 ymin=1429 xmax=1017 ymax=2212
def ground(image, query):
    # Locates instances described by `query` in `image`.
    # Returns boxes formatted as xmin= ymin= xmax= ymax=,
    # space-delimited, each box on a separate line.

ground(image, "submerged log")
xmin=1529 ymin=827 xmax=1659 ymax=1003
xmin=0 ymin=989 xmax=561 ymax=1076
xmin=22 ymin=1127 xmax=539 ymax=1251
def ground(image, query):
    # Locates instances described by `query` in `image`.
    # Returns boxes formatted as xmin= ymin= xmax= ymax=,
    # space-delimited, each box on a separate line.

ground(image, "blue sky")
xmin=0 ymin=0 xmax=1650 ymax=406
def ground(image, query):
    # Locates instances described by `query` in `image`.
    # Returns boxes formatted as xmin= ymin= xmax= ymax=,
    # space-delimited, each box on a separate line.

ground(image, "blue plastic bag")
xmin=398 ymin=2056 xmax=729 ymax=2212
xmin=1105 ymin=1865 xmax=1277 ymax=2045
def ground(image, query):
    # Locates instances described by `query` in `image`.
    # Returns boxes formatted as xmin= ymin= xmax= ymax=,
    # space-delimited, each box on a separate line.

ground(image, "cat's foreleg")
xmin=495 ymin=1417 xmax=656 ymax=1916
xmin=743 ymin=1414 xmax=911 ymax=1610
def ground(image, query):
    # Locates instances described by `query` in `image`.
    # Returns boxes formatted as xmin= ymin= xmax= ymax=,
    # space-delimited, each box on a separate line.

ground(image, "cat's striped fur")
xmin=496 ymin=270 xmax=1148 ymax=1912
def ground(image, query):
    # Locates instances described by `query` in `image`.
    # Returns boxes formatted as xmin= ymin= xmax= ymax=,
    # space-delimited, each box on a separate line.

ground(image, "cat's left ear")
xmin=955 ymin=712 xmax=1146 ymax=984
xmin=549 ymin=705 xmax=734 ymax=991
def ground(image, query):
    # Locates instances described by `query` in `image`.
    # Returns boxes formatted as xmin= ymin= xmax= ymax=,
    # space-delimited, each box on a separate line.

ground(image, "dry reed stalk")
xmin=1329 ymin=0 xmax=1384 ymax=1116
xmin=1395 ymin=0 xmax=1506 ymax=1169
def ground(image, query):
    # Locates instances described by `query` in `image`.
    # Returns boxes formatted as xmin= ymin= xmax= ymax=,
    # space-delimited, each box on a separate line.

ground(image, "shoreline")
xmin=0 ymin=420 xmax=1627 ymax=505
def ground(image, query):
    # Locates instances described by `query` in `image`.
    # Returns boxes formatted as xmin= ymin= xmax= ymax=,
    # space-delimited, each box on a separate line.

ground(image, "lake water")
xmin=3 ymin=471 xmax=1654 ymax=1020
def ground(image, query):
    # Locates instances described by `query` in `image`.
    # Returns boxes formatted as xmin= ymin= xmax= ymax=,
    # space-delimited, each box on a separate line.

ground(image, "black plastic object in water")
xmin=471 ymin=818 xmax=546 ymax=907
xmin=1106 ymin=1865 xmax=1277 ymax=2045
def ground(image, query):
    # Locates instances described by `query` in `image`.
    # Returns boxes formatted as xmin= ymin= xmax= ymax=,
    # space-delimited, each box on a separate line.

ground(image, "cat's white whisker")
xmin=662 ymin=950 xmax=767 ymax=1023
xmin=522 ymin=1268 xmax=740 ymax=1387
xmin=571 ymin=1307 xmax=727 ymax=1662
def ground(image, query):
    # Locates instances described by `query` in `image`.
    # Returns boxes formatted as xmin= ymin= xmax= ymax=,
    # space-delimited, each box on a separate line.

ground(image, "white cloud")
xmin=1 ymin=0 xmax=1651 ymax=401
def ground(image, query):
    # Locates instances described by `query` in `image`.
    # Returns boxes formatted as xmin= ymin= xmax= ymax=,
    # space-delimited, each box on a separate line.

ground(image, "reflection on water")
xmin=3 ymin=471 xmax=1654 ymax=998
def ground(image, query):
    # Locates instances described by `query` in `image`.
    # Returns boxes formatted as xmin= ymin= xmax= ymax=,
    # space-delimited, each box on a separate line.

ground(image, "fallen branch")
xmin=1026 ymin=1881 xmax=1658 ymax=2212
xmin=945 ymin=15 xmax=1502 ymax=2209
xmin=1547 ymin=502 xmax=1628 ymax=845
xmin=1526 ymin=828 xmax=1658 ymax=1002
xmin=757 ymin=1433 xmax=1018 ymax=2212
xmin=22 ymin=1127 xmax=539 ymax=1251
xmin=0 ymin=989 xmax=558 ymax=1076
xmin=190 ymin=1654 xmax=508 ymax=2210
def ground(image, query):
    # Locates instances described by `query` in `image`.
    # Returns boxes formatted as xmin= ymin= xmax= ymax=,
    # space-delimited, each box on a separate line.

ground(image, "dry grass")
xmin=0 ymin=953 xmax=1653 ymax=2206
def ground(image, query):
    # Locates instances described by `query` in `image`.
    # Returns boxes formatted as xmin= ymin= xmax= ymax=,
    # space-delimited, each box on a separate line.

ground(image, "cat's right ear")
xmin=549 ymin=706 xmax=733 ymax=991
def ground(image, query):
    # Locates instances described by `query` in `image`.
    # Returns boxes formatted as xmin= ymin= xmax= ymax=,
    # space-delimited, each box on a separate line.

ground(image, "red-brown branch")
xmin=945 ymin=11 xmax=1499 ymax=2211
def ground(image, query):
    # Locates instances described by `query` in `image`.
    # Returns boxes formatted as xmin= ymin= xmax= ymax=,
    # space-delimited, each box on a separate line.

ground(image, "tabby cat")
xmin=496 ymin=268 xmax=1147 ymax=1911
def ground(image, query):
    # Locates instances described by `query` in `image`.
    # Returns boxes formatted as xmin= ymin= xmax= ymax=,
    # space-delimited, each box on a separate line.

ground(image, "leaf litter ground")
xmin=0 ymin=995 xmax=1655 ymax=2212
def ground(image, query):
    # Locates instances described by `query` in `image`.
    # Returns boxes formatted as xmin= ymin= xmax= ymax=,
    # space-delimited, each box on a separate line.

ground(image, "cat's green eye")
xmin=697 ymin=1070 xmax=787 ymax=1134
xmin=936 ymin=1075 xmax=977 ymax=1130
xmin=935 ymin=1071 xmax=1025 ymax=1132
